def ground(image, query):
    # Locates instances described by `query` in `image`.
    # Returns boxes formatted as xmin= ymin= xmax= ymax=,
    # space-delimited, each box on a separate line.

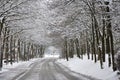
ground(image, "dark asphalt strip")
xmin=39 ymin=59 xmax=56 ymax=80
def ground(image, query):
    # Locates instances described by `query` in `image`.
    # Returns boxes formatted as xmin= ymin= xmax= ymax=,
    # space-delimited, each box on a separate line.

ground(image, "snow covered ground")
xmin=0 ymin=54 xmax=119 ymax=80
xmin=0 ymin=54 xmax=59 ymax=74
xmin=58 ymin=55 xmax=119 ymax=80
xmin=0 ymin=58 xmax=40 ymax=73
xmin=0 ymin=58 xmax=99 ymax=80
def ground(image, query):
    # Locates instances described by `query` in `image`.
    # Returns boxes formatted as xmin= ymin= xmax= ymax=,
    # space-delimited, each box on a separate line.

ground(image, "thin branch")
xmin=0 ymin=0 xmax=29 ymax=17
xmin=5 ymin=15 xmax=35 ymax=23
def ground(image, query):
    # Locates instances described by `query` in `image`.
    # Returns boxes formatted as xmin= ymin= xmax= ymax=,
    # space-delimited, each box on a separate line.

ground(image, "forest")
xmin=0 ymin=0 xmax=120 ymax=74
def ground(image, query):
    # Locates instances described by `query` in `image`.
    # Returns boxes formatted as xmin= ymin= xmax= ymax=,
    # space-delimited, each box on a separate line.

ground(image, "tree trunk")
xmin=65 ymin=38 xmax=69 ymax=61
xmin=0 ymin=20 xmax=4 ymax=70
xmin=92 ymin=16 xmax=96 ymax=62
xmin=10 ymin=35 xmax=13 ymax=65
xmin=75 ymin=38 xmax=80 ymax=58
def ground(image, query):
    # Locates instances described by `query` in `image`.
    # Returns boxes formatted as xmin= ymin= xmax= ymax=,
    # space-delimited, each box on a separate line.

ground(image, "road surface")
xmin=0 ymin=58 xmax=100 ymax=80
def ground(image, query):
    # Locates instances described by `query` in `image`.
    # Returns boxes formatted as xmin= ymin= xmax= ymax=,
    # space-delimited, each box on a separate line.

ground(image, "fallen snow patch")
xmin=44 ymin=54 xmax=59 ymax=58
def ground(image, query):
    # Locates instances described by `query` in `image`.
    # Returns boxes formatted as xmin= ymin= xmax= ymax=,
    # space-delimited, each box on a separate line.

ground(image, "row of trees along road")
xmin=0 ymin=0 xmax=45 ymax=70
xmin=61 ymin=0 xmax=120 ymax=71
xmin=0 ymin=0 xmax=120 ymax=72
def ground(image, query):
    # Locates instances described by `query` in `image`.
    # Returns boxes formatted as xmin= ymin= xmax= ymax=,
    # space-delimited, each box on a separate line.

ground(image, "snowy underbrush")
xmin=0 ymin=58 xmax=40 ymax=73
xmin=58 ymin=55 xmax=119 ymax=80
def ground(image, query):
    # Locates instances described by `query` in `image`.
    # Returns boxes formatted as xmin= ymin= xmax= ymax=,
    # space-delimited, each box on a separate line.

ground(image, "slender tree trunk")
xmin=13 ymin=36 xmax=16 ymax=62
xmin=105 ymin=2 xmax=116 ymax=71
xmin=65 ymin=38 xmax=69 ymax=61
xmin=5 ymin=28 xmax=9 ymax=64
xmin=91 ymin=16 xmax=96 ymax=62
xmin=18 ymin=40 xmax=21 ymax=61
xmin=109 ymin=21 xmax=116 ymax=71
xmin=0 ymin=36 xmax=2 ymax=70
xmin=0 ymin=21 xmax=4 ymax=70
xmin=10 ymin=35 xmax=13 ymax=65
xmin=87 ymin=40 xmax=90 ymax=59
xmin=75 ymin=38 xmax=80 ymax=58
xmin=23 ymin=42 xmax=26 ymax=61
xmin=102 ymin=19 xmax=106 ymax=62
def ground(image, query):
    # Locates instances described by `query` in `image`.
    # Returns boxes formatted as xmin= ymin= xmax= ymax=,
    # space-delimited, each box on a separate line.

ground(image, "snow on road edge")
xmin=57 ymin=55 xmax=119 ymax=80
xmin=0 ymin=58 xmax=41 ymax=73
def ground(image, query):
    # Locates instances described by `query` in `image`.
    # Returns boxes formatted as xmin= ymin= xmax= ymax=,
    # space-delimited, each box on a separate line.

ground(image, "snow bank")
xmin=0 ymin=58 xmax=40 ymax=73
xmin=58 ymin=55 xmax=119 ymax=80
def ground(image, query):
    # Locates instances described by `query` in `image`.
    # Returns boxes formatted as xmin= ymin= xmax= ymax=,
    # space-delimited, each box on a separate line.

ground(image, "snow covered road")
xmin=0 ymin=58 xmax=99 ymax=80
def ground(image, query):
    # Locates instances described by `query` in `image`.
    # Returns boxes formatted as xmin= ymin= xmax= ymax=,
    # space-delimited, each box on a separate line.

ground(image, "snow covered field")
xmin=58 ymin=55 xmax=119 ymax=80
